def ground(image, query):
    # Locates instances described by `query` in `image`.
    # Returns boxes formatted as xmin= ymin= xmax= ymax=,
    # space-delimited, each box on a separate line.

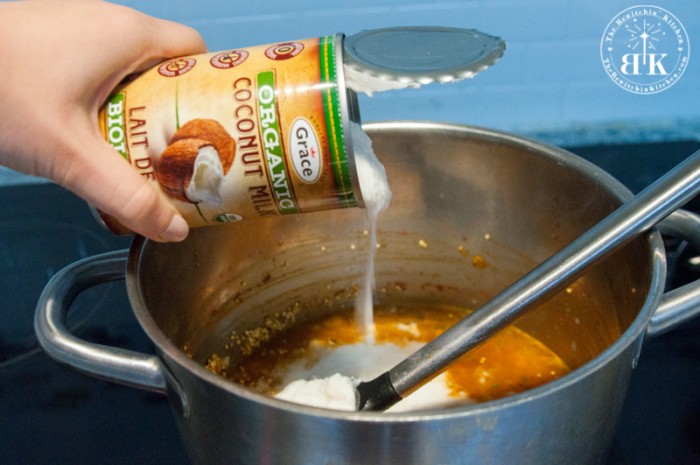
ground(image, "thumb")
xmin=131 ymin=14 xmax=208 ymax=75
xmin=65 ymin=135 xmax=189 ymax=242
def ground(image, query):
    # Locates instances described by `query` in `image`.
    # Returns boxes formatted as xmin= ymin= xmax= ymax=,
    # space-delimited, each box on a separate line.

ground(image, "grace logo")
xmin=600 ymin=5 xmax=690 ymax=94
xmin=289 ymin=118 xmax=321 ymax=183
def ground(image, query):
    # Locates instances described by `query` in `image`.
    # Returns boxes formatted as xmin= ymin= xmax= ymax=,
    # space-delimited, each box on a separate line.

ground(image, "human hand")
xmin=0 ymin=0 xmax=207 ymax=242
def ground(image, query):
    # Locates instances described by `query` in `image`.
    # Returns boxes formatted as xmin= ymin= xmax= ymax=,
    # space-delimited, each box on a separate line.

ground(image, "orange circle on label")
xmin=158 ymin=57 xmax=197 ymax=77
xmin=265 ymin=42 xmax=304 ymax=61
xmin=210 ymin=50 xmax=249 ymax=69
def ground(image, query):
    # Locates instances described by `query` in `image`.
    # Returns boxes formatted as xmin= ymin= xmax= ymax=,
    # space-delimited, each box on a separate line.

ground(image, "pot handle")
xmin=648 ymin=209 xmax=700 ymax=337
xmin=34 ymin=249 xmax=168 ymax=394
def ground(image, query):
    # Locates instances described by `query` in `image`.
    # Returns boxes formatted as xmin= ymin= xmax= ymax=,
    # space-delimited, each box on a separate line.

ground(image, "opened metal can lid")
xmin=343 ymin=26 xmax=505 ymax=87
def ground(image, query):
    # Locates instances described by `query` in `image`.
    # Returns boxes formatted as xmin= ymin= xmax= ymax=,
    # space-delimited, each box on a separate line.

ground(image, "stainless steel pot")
xmin=36 ymin=122 xmax=700 ymax=465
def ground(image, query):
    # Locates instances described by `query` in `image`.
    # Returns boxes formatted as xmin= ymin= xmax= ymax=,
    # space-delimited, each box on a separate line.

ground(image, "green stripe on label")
xmin=319 ymin=36 xmax=358 ymax=208
xmin=257 ymin=70 xmax=300 ymax=215
xmin=104 ymin=92 xmax=129 ymax=161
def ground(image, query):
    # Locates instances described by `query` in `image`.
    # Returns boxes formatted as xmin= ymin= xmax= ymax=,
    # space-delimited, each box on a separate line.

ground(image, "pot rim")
xmin=126 ymin=120 xmax=666 ymax=421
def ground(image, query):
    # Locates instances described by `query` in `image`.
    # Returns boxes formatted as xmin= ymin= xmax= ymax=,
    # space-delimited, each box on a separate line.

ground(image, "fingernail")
xmin=160 ymin=215 xmax=189 ymax=242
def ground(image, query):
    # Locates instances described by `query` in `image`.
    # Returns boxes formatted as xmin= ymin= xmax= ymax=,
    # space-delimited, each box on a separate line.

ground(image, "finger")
xmin=135 ymin=15 xmax=208 ymax=72
xmin=61 ymin=135 xmax=189 ymax=243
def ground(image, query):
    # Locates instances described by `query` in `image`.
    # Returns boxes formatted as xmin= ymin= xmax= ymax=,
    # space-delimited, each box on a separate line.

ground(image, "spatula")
xmin=356 ymin=149 xmax=700 ymax=411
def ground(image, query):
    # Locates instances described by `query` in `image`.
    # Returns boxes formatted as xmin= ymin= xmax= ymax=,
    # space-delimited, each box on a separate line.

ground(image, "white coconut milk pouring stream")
xmin=275 ymin=29 xmax=505 ymax=411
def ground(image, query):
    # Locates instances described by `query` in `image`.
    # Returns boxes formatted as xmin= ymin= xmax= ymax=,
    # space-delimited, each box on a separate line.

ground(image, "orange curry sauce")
xmin=207 ymin=304 xmax=570 ymax=403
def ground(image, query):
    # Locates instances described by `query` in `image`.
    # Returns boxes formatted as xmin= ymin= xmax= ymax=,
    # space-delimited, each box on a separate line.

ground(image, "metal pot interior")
xmin=129 ymin=121 xmax=658 ymax=403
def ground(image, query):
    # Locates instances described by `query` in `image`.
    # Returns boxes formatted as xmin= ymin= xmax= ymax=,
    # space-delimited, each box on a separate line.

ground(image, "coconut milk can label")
xmin=98 ymin=35 xmax=358 ymax=230
xmin=600 ymin=5 xmax=690 ymax=94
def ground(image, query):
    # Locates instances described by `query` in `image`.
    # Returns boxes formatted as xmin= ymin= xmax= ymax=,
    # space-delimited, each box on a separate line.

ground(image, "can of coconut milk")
xmin=97 ymin=28 xmax=505 ymax=233
xmin=99 ymin=34 xmax=362 ymax=231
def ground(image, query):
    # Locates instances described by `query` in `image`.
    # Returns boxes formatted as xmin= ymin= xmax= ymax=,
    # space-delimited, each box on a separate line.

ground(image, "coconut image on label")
xmin=289 ymin=118 xmax=322 ymax=183
xmin=155 ymin=119 xmax=237 ymax=205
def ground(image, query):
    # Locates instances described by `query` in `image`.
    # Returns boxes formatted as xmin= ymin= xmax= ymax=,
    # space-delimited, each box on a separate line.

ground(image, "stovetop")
xmin=1 ymin=140 xmax=699 ymax=464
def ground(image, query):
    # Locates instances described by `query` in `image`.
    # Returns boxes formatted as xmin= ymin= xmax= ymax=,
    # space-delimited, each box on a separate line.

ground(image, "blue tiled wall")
xmin=2 ymin=0 xmax=698 ymax=184
xmin=119 ymin=0 xmax=699 ymax=137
